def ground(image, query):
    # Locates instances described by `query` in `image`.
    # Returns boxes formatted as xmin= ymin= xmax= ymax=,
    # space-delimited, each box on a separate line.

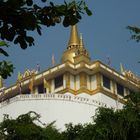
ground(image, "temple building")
xmin=0 ymin=25 xmax=140 ymax=130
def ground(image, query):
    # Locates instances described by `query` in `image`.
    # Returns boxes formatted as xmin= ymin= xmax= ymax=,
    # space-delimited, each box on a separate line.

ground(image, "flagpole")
xmin=36 ymin=63 xmax=40 ymax=72
xmin=107 ymin=56 xmax=111 ymax=66
xmin=120 ymin=63 xmax=125 ymax=75
xmin=52 ymin=53 xmax=55 ymax=66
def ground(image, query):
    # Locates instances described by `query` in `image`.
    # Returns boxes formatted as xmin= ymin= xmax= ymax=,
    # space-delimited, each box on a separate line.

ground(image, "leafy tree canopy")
xmin=0 ymin=0 xmax=92 ymax=50
xmin=0 ymin=111 xmax=62 ymax=140
xmin=0 ymin=0 xmax=92 ymax=79
xmin=127 ymin=26 xmax=140 ymax=42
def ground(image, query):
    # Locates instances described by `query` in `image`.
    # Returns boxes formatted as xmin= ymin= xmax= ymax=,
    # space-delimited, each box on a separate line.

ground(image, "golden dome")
xmin=61 ymin=47 xmax=78 ymax=63
xmin=61 ymin=24 xmax=90 ymax=64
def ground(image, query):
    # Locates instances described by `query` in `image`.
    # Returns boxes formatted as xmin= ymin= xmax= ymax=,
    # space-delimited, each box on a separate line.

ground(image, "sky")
xmin=2 ymin=0 xmax=140 ymax=87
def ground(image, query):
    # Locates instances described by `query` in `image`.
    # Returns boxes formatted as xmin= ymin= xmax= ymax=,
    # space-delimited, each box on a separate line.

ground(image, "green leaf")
xmin=85 ymin=7 xmax=92 ymax=16
xmin=26 ymin=0 xmax=33 ymax=6
xmin=63 ymin=17 xmax=69 ymax=27
xmin=25 ymin=36 xmax=34 ymax=43
xmin=41 ymin=0 xmax=47 ymax=2
xmin=0 ymin=48 xmax=9 ymax=56
xmin=50 ymin=2 xmax=54 ymax=7
xmin=33 ymin=4 xmax=41 ymax=10
xmin=0 ymin=41 xmax=8 ymax=47
xmin=0 ymin=61 xmax=14 ymax=79
xmin=127 ymin=26 xmax=140 ymax=42
xmin=36 ymin=25 xmax=42 ymax=35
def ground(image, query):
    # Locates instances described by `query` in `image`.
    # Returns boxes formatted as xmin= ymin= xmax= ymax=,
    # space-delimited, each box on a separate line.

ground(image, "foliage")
xmin=127 ymin=26 xmax=140 ymax=42
xmin=43 ymin=121 xmax=63 ymax=140
xmin=0 ymin=60 xmax=14 ymax=79
xmin=0 ymin=111 xmax=63 ymax=140
xmin=0 ymin=41 xmax=14 ymax=79
xmin=0 ymin=41 xmax=9 ymax=57
xmin=61 ymin=123 xmax=84 ymax=140
xmin=0 ymin=111 xmax=45 ymax=140
xmin=0 ymin=0 xmax=91 ymax=50
xmin=0 ymin=0 xmax=92 ymax=79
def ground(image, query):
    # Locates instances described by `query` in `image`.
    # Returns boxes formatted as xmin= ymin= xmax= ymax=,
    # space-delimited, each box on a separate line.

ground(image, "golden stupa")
xmin=61 ymin=25 xmax=90 ymax=64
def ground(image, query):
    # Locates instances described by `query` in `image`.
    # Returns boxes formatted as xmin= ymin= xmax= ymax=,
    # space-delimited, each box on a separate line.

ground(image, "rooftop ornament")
xmin=17 ymin=69 xmax=37 ymax=82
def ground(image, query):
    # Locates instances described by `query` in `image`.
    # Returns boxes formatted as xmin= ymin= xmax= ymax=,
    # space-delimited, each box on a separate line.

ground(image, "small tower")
xmin=74 ymin=33 xmax=90 ymax=64
xmin=61 ymin=24 xmax=91 ymax=64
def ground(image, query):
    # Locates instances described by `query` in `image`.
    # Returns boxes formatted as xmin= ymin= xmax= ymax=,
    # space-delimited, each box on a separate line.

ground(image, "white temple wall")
xmin=94 ymin=93 xmax=124 ymax=109
xmin=0 ymin=94 xmax=97 ymax=130
xmin=0 ymin=91 xmax=124 ymax=131
xmin=76 ymin=93 xmax=123 ymax=109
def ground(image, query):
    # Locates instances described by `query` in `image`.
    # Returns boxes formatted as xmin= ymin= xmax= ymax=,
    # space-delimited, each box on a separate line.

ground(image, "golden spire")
xmin=61 ymin=24 xmax=91 ymax=64
xmin=68 ymin=24 xmax=79 ymax=48
xmin=79 ymin=33 xmax=84 ymax=48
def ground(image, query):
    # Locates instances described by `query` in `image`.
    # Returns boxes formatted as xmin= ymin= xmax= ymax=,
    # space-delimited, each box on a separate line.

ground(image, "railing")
xmin=0 ymin=93 xmax=112 ymax=109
